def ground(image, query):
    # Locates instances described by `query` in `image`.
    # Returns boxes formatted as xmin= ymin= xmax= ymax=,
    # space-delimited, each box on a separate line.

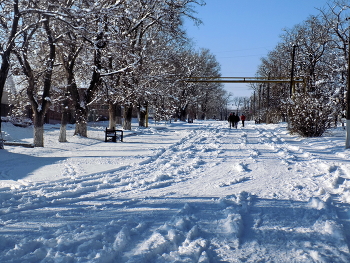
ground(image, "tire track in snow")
xmin=236 ymin=196 xmax=350 ymax=262
xmin=310 ymin=163 xmax=350 ymax=251
xmin=119 ymin=194 xmax=248 ymax=263
xmin=0 ymin=124 xmax=227 ymax=215
xmin=116 ymin=125 xmax=225 ymax=193
xmin=254 ymin=126 xmax=304 ymax=165
xmin=251 ymin=125 xmax=350 ymax=252
xmin=209 ymin=126 xmax=256 ymax=189
xmin=2 ymin=122 xmax=350 ymax=262
xmin=119 ymin=192 xmax=350 ymax=262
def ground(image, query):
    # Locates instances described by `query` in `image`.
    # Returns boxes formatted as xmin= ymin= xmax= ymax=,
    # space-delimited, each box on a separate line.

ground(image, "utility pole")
xmin=266 ymin=72 xmax=271 ymax=124
xmin=253 ymin=91 xmax=256 ymax=120
xmin=288 ymin=44 xmax=298 ymax=131
xmin=258 ymin=85 xmax=262 ymax=123
xmin=346 ymin=18 xmax=350 ymax=149
xmin=290 ymin=44 xmax=298 ymax=97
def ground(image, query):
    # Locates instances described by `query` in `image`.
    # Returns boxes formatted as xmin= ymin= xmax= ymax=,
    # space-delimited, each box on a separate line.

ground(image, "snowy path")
xmin=1 ymin=121 xmax=350 ymax=262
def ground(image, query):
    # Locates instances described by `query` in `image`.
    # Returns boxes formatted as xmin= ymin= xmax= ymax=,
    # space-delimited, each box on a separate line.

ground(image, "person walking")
xmin=234 ymin=113 xmax=240 ymax=129
xmin=240 ymin=114 xmax=246 ymax=127
xmin=228 ymin=113 xmax=235 ymax=128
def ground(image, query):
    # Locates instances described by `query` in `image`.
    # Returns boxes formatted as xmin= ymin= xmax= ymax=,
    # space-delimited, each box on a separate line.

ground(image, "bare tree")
xmin=15 ymin=13 xmax=58 ymax=147
xmin=0 ymin=0 xmax=20 ymax=149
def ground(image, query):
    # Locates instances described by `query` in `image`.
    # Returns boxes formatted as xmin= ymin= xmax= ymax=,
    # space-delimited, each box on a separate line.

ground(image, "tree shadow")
xmin=0 ymin=150 xmax=66 ymax=181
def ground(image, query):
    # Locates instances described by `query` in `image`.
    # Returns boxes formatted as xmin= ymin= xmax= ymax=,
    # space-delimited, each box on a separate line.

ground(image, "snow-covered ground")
xmin=1 ymin=119 xmax=350 ymax=262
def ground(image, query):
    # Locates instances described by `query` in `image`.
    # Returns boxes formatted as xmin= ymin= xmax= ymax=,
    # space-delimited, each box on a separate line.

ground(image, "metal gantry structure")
xmin=185 ymin=76 xmax=305 ymax=86
xmin=185 ymin=76 xmax=306 ymax=124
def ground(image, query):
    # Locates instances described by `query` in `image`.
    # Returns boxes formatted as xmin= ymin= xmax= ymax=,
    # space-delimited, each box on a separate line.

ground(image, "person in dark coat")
xmin=240 ymin=114 xmax=246 ymax=127
xmin=234 ymin=113 xmax=240 ymax=129
xmin=228 ymin=113 xmax=235 ymax=128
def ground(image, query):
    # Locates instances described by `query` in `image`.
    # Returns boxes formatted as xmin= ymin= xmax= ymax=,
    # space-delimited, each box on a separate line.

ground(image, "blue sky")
xmin=184 ymin=0 xmax=331 ymax=97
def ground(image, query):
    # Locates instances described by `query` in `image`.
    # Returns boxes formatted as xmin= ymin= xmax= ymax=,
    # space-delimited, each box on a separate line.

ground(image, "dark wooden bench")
xmin=104 ymin=128 xmax=123 ymax=142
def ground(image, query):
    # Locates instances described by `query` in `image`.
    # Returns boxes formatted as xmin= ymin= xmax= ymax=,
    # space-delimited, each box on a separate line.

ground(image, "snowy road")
xmin=1 ymin=120 xmax=350 ymax=262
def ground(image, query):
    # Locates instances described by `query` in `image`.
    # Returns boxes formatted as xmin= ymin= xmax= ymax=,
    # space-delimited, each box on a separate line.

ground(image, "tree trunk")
xmin=139 ymin=110 xmax=146 ymax=127
xmin=138 ymin=101 xmax=148 ymax=127
xmin=67 ymin=76 xmax=88 ymax=137
xmin=61 ymin=44 xmax=83 ymax=137
xmin=123 ymin=103 xmax=133 ymax=130
xmin=33 ymin=112 xmax=45 ymax=147
xmin=0 ymin=62 xmax=9 ymax=149
xmin=116 ymin=105 xmax=122 ymax=125
xmin=19 ymin=16 xmax=55 ymax=147
xmin=0 ymin=64 xmax=8 ymax=149
xmin=59 ymin=101 xmax=69 ymax=142
xmin=179 ymin=105 xmax=188 ymax=122
xmin=73 ymin=36 xmax=102 ymax=136
xmin=0 ymin=0 xmax=20 ymax=149
xmin=108 ymin=102 xmax=116 ymax=129
xmin=59 ymin=120 xmax=67 ymax=142
xmin=75 ymin=107 xmax=88 ymax=137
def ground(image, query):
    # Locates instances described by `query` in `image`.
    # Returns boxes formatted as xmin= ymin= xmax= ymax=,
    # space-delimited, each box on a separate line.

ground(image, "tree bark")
xmin=59 ymin=118 xmax=67 ymax=142
xmin=66 ymin=69 xmax=88 ymax=137
xmin=108 ymin=102 xmax=116 ymax=129
xmin=179 ymin=105 xmax=188 ymax=122
xmin=139 ymin=110 xmax=146 ymax=127
xmin=73 ymin=35 xmax=103 ymax=136
xmin=59 ymin=99 xmax=69 ymax=142
xmin=123 ymin=103 xmax=133 ymax=130
xmin=12 ymin=15 xmax=56 ymax=147
xmin=31 ymin=17 xmax=56 ymax=147
xmin=75 ymin=107 xmax=88 ymax=137
xmin=116 ymin=105 xmax=122 ymax=125
xmin=0 ymin=0 xmax=20 ymax=149
xmin=138 ymin=102 xmax=148 ymax=127
xmin=33 ymin=112 xmax=45 ymax=147
xmin=61 ymin=43 xmax=82 ymax=138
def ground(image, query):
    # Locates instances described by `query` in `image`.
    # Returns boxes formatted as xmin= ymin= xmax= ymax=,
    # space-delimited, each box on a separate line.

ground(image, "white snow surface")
xmin=1 ymin=120 xmax=350 ymax=262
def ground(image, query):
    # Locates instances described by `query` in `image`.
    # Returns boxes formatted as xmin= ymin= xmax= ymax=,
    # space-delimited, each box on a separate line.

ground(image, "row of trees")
xmin=251 ymin=0 xmax=350 ymax=137
xmin=0 ymin=0 xmax=228 ymax=148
